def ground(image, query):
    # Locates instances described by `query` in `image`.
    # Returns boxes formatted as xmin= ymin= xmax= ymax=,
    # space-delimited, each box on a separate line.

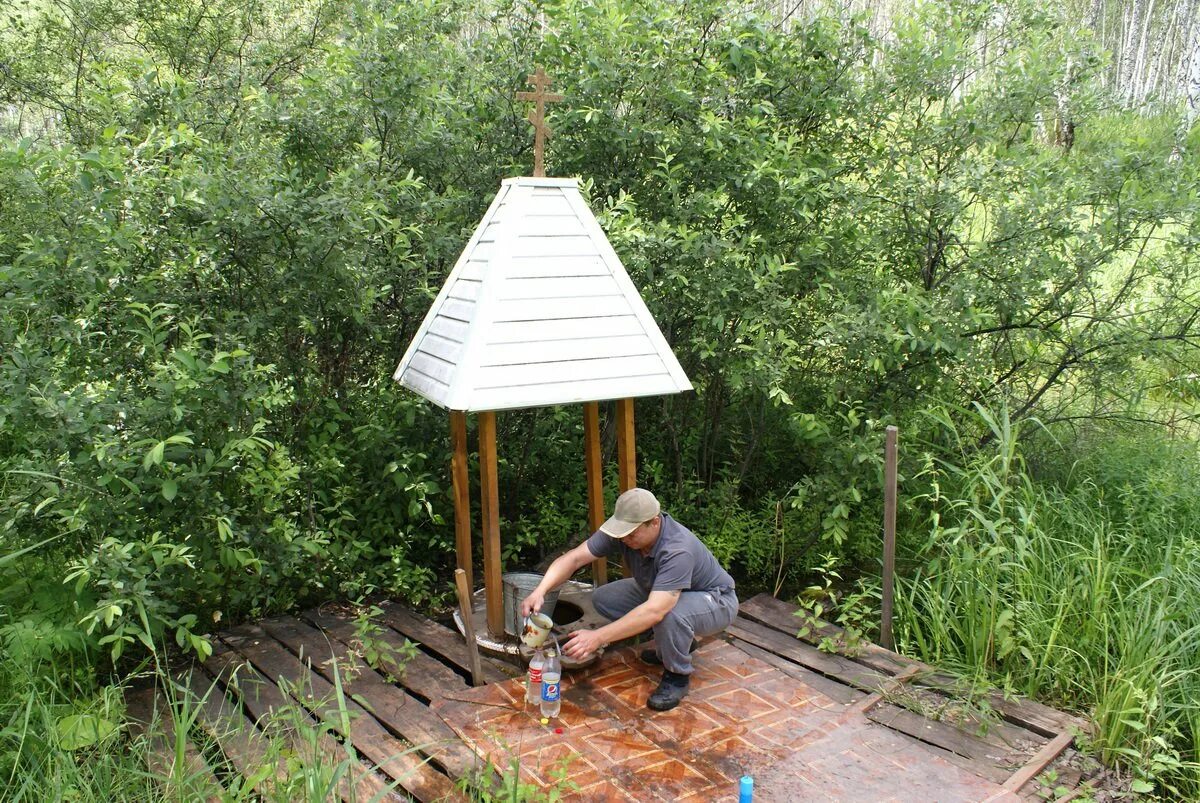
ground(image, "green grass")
xmin=894 ymin=411 xmax=1200 ymax=797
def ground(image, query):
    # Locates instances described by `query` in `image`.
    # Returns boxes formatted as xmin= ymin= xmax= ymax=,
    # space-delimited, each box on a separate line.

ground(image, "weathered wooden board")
xmin=260 ymin=616 xmax=485 ymax=782
xmin=211 ymin=630 xmax=408 ymax=803
xmin=179 ymin=667 xmax=289 ymax=796
xmin=301 ymin=605 xmax=473 ymax=702
xmin=125 ymin=685 xmax=224 ymax=802
xmin=727 ymin=617 xmax=893 ymax=692
xmin=375 ymin=601 xmax=514 ymax=683
xmin=866 ymin=704 xmax=1019 ymax=783
xmin=219 ymin=625 xmax=457 ymax=802
xmin=723 ymin=635 xmax=864 ymax=706
xmin=739 ymin=593 xmax=1088 ymax=737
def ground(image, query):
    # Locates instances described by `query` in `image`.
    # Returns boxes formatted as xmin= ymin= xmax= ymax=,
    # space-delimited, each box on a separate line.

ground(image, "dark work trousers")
xmin=591 ymin=578 xmax=739 ymax=675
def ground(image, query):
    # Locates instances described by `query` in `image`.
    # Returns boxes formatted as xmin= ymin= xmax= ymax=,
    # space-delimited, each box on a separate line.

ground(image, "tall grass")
xmin=895 ymin=409 xmax=1200 ymax=796
xmin=0 ymin=654 xmax=414 ymax=801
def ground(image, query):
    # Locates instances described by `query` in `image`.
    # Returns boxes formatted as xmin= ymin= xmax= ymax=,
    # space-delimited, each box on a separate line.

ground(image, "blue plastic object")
xmin=739 ymin=775 xmax=753 ymax=803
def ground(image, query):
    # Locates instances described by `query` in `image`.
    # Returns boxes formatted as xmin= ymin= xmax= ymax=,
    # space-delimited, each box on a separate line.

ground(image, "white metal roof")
xmin=394 ymin=177 xmax=693 ymax=412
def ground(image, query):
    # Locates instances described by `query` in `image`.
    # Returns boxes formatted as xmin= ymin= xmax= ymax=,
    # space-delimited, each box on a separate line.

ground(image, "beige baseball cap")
xmin=600 ymin=488 xmax=661 ymax=538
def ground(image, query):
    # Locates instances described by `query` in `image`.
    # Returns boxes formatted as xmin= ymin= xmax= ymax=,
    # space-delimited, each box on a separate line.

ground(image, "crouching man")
xmin=519 ymin=488 xmax=739 ymax=711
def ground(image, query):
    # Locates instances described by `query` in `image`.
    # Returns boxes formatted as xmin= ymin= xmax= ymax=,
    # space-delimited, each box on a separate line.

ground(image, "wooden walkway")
xmin=127 ymin=594 xmax=1094 ymax=802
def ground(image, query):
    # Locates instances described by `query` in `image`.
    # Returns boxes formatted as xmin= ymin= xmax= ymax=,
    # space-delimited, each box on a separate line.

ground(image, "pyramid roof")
xmin=394 ymin=177 xmax=692 ymax=412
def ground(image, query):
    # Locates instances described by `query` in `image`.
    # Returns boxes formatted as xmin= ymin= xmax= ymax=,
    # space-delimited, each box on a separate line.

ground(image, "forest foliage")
xmin=1 ymin=0 xmax=1199 ymax=795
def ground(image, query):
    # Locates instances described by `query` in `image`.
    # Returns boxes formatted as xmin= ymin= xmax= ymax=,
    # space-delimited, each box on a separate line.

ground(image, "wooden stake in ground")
xmin=880 ymin=425 xmax=899 ymax=650
xmin=515 ymin=66 xmax=563 ymax=178
xmin=454 ymin=569 xmax=484 ymax=687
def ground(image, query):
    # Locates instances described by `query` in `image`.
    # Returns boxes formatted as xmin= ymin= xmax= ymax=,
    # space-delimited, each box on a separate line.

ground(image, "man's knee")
xmin=592 ymin=579 xmax=641 ymax=620
xmin=655 ymin=606 xmax=694 ymax=638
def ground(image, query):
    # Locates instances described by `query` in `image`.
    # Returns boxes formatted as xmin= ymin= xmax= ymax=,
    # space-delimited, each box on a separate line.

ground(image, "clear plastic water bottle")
xmin=539 ymin=649 xmax=561 ymax=718
xmin=526 ymin=648 xmax=545 ymax=705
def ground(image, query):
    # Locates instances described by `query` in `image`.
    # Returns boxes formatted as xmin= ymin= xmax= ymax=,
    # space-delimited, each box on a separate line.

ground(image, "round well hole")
xmin=551 ymin=600 xmax=583 ymax=626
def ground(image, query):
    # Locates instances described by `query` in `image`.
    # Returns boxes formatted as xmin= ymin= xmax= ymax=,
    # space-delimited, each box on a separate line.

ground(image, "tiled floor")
xmin=432 ymin=639 xmax=1018 ymax=802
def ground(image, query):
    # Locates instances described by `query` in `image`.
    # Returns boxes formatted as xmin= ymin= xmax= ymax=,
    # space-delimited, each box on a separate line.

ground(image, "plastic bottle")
xmin=738 ymin=775 xmax=753 ymax=803
xmin=526 ymin=648 xmax=545 ymax=705
xmin=539 ymin=649 xmax=562 ymax=718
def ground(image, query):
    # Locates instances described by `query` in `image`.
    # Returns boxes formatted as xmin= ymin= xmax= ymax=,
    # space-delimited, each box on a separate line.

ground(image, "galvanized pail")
xmin=502 ymin=572 xmax=560 ymax=636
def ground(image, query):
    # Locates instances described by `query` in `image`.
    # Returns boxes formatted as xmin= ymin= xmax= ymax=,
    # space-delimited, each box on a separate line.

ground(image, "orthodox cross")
xmin=515 ymin=66 xmax=564 ymax=177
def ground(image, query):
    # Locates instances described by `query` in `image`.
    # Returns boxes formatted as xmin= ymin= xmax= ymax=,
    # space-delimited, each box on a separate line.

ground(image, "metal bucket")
xmin=502 ymin=572 xmax=560 ymax=637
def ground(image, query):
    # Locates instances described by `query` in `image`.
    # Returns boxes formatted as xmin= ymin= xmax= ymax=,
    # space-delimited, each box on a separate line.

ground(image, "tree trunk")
xmin=1172 ymin=12 xmax=1200 ymax=160
xmin=1133 ymin=0 xmax=1157 ymax=102
xmin=1122 ymin=0 xmax=1143 ymax=103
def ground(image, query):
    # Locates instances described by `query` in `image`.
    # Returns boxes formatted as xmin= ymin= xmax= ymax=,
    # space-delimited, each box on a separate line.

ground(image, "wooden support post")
xmin=616 ymin=398 xmax=636 ymax=492
xmin=478 ymin=411 xmax=504 ymax=638
xmin=450 ymin=411 xmax=472 ymax=593
xmin=583 ymin=402 xmax=607 ymax=586
xmin=615 ymin=398 xmax=635 ymax=577
xmin=880 ymin=425 xmax=899 ymax=651
xmin=454 ymin=569 xmax=484 ymax=687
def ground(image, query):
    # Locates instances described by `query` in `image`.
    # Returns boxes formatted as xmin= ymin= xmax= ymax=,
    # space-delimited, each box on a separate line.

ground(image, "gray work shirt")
xmin=585 ymin=513 xmax=736 ymax=595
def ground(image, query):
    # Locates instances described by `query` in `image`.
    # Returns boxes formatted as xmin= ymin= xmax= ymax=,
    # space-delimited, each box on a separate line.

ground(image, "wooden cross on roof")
xmin=515 ymin=66 xmax=564 ymax=177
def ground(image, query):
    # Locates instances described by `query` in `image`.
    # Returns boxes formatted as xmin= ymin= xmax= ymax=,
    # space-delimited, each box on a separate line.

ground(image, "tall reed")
xmin=894 ymin=410 xmax=1200 ymax=796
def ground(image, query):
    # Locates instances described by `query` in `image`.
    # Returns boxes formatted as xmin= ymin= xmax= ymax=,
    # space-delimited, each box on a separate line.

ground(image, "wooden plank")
xmin=219 ymin=626 xmax=446 ymax=802
xmin=125 ymin=686 xmax=224 ymax=802
xmin=492 ymin=295 xmax=630 ymax=322
xmin=1002 ymin=731 xmax=1076 ymax=793
xmin=867 ymin=705 xmax=1015 ymax=785
xmin=584 ymin=401 xmax=607 ymax=586
xmin=474 ymin=354 xmax=666 ymax=389
xmin=471 ymin=374 xmax=683 ymax=413
xmin=480 ymin=335 xmax=653 ymax=366
xmin=513 ymin=215 xmax=589 ymax=237
xmin=509 ymin=234 xmax=598 ymax=257
xmin=448 ymin=278 xmax=481 ymax=302
xmin=418 ymin=332 xmax=464 ymax=364
xmin=454 ymin=569 xmax=485 ymax=687
xmin=488 ymin=315 xmax=643 ymax=343
xmin=504 ymin=254 xmax=609 ymax=279
xmin=739 ymin=593 xmax=913 ymax=676
xmin=498 ymin=276 xmax=616 ymax=300
xmin=181 ymin=668 xmax=289 ymax=796
xmin=427 ymin=315 xmax=469 ymax=343
xmin=450 ymin=410 xmax=472 ymax=592
xmin=725 ymin=637 xmax=863 ymax=705
xmin=259 ymin=616 xmax=485 ymax=785
xmin=866 ymin=704 xmax=1020 ymax=783
xmin=301 ymin=606 xmax=475 ymax=700
xmin=739 ymin=594 xmax=1089 ymax=737
xmin=408 ymin=351 xmax=454 ymax=386
xmin=727 ymin=617 xmax=893 ymax=692
xmin=478 ymin=411 xmax=504 ymax=638
xmin=438 ymin=297 xmax=476 ymax=323
xmin=376 ymin=601 xmax=514 ymax=682
xmin=207 ymin=642 xmax=395 ymax=803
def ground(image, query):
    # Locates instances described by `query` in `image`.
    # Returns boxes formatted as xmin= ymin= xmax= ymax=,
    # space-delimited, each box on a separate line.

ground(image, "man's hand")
xmin=519 ymin=591 xmax=545 ymax=618
xmin=563 ymin=628 xmax=605 ymax=660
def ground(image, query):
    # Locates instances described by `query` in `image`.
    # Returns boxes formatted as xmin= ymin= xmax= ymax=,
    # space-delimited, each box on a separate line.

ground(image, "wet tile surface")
xmin=432 ymin=639 xmax=1014 ymax=802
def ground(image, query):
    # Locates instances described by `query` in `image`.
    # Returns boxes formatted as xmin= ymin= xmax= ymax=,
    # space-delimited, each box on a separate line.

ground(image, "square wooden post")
xmin=583 ymin=402 xmax=607 ymax=585
xmin=478 ymin=411 xmax=504 ymax=637
xmin=616 ymin=398 xmax=636 ymax=492
xmin=450 ymin=411 xmax=472 ymax=593
xmin=615 ymin=398 xmax=636 ymax=577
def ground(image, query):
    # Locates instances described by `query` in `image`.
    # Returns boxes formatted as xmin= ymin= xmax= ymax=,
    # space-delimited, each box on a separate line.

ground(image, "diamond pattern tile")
xmin=431 ymin=638 xmax=1017 ymax=802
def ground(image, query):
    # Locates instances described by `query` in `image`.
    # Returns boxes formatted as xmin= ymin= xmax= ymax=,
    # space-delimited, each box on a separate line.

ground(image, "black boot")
xmin=647 ymin=670 xmax=690 ymax=711
xmin=640 ymin=639 xmax=698 ymax=666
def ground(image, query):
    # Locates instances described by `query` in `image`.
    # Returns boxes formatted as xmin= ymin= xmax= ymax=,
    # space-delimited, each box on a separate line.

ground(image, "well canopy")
xmin=394 ymin=177 xmax=692 ymax=412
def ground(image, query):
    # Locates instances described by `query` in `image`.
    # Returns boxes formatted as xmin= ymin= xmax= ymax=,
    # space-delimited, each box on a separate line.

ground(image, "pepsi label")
xmin=541 ymin=681 xmax=560 ymax=701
